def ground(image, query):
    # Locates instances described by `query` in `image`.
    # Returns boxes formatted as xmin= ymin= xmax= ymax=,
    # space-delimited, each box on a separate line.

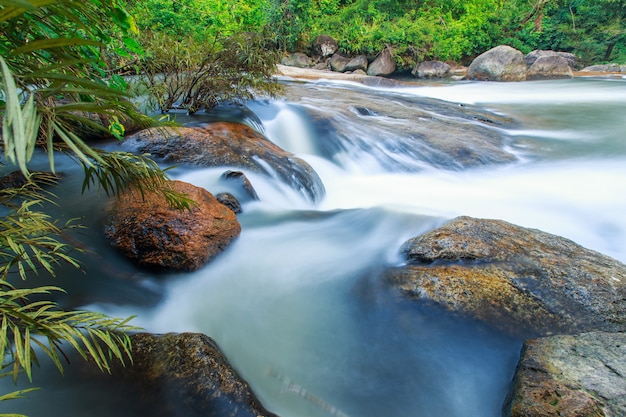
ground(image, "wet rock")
xmin=104 ymin=180 xmax=241 ymax=271
xmin=527 ymin=55 xmax=573 ymax=80
xmin=311 ymin=35 xmax=338 ymax=58
xmin=385 ymin=216 xmax=626 ymax=336
xmin=123 ymin=122 xmax=325 ymax=203
xmin=344 ymin=55 xmax=369 ymax=72
xmin=330 ymin=53 xmax=351 ymax=72
xmin=467 ymin=45 xmax=527 ymax=81
xmin=281 ymin=52 xmax=312 ymax=68
xmin=367 ymin=47 xmax=396 ymax=76
xmin=216 ymin=192 xmax=242 ymax=214
xmin=114 ymin=333 xmax=279 ymax=417
xmin=219 ymin=170 xmax=259 ymax=202
xmin=279 ymin=82 xmax=518 ymax=170
xmin=412 ymin=60 xmax=451 ymax=78
xmin=525 ymin=50 xmax=578 ymax=70
xmin=505 ymin=331 xmax=626 ymax=417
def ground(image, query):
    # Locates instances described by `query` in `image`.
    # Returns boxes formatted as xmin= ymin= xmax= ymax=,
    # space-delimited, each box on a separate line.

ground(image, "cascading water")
xmin=2 ymin=76 xmax=626 ymax=417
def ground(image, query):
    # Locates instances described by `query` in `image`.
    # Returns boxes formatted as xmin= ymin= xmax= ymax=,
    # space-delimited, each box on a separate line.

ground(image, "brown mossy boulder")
xmin=124 ymin=122 xmax=325 ymax=203
xmin=385 ymin=216 xmax=626 ymax=336
xmin=111 ymin=333 xmax=279 ymax=417
xmin=505 ymin=332 xmax=626 ymax=417
xmin=104 ymin=180 xmax=241 ymax=271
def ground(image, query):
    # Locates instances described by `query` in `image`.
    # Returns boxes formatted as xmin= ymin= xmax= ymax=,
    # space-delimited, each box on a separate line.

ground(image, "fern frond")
xmin=0 ymin=281 xmax=138 ymax=382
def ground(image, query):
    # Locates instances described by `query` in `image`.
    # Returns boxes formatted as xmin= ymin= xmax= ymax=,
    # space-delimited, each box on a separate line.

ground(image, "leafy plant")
xmin=0 ymin=0 xmax=193 ymax=413
xmin=136 ymin=30 xmax=283 ymax=114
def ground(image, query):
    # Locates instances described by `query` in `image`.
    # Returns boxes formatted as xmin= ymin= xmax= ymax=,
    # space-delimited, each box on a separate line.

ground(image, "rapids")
xmin=2 ymin=76 xmax=626 ymax=417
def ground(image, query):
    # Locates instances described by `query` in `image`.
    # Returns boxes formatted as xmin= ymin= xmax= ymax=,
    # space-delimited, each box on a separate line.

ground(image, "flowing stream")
xmin=2 ymin=76 xmax=626 ymax=417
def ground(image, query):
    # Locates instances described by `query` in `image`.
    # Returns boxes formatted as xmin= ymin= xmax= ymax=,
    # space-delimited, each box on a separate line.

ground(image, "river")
xmin=2 ymin=76 xmax=626 ymax=417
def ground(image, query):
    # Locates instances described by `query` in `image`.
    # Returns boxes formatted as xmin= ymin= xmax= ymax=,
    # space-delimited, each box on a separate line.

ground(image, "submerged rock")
xmin=124 ymin=122 xmax=325 ymax=203
xmin=280 ymin=82 xmax=518 ymax=170
xmin=113 ymin=333 xmax=279 ymax=417
xmin=467 ymin=45 xmax=527 ymax=81
xmin=385 ymin=216 xmax=626 ymax=336
xmin=104 ymin=180 xmax=241 ymax=271
xmin=505 ymin=331 xmax=626 ymax=417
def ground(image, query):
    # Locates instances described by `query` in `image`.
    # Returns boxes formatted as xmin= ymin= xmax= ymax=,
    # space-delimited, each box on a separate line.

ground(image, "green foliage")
xmin=258 ymin=0 xmax=626 ymax=67
xmin=135 ymin=30 xmax=283 ymax=114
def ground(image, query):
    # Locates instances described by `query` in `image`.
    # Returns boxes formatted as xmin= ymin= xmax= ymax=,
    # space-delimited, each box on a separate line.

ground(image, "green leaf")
xmin=10 ymin=38 xmax=101 ymax=55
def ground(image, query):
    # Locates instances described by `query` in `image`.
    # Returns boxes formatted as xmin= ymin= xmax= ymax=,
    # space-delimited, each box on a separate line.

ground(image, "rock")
xmin=215 ymin=192 xmax=242 ymax=214
xmin=280 ymin=52 xmax=312 ymax=68
xmin=366 ymin=47 xmax=396 ymax=76
xmin=104 ymin=180 xmax=241 ymax=271
xmin=113 ymin=333 xmax=279 ymax=417
xmin=467 ymin=45 xmax=527 ymax=81
xmin=219 ymin=170 xmax=259 ymax=202
xmin=123 ymin=123 xmax=325 ymax=203
xmin=330 ymin=53 xmax=351 ymax=72
xmin=580 ymin=64 xmax=626 ymax=73
xmin=344 ymin=55 xmax=368 ymax=72
xmin=412 ymin=60 xmax=451 ymax=78
xmin=385 ymin=216 xmax=626 ymax=336
xmin=525 ymin=50 xmax=578 ymax=70
xmin=527 ymin=55 xmax=574 ymax=80
xmin=504 ymin=331 xmax=626 ymax=417
xmin=311 ymin=35 xmax=338 ymax=58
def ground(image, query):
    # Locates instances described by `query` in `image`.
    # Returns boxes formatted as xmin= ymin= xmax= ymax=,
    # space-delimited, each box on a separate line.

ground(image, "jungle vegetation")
xmin=130 ymin=0 xmax=626 ymax=71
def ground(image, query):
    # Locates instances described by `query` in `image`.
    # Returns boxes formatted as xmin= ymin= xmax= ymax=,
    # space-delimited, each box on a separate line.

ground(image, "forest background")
xmin=132 ymin=0 xmax=626 ymax=72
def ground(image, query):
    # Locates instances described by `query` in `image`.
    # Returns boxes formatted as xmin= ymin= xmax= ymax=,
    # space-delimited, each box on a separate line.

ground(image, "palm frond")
xmin=0 ymin=280 xmax=138 ymax=382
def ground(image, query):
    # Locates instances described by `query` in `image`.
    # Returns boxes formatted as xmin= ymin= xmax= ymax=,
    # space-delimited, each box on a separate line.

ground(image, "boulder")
xmin=104 ymin=180 xmax=241 ymax=271
xmin=344 ymin=55 xmax=369 ymax=72
xmin=311 ymin=35 xmax=338 ymax=58
xmin=504 ymin=332 xmax=626 ymax=417
xmin=525 ymin=50 xmax=578 ymax=70
xmin=385 ymin=216 xmax=626 ymax=336
xmin=113 ymin=333 xmax=279 ymax=417
xmin=215 ymin=192 xmax=242 ymax=214
xmin=280 ymin=52 xmax=312 ymax=68
xmin=581 ymin=64 xmax=626 ymax=73
xmin=467 ymin=45 xmax=527 ymax=81
xmin=412 ymin=60 xmax=451 ymax=78
xmin=330 ymin=53 xmax=351 ymax=72
xmin=123 ymin=123 xmax=325 ymax=203
xmin=366 ymin=47 xmax=396 ymax=76
xmin=219 ymin=170 xmax=259 ymax=202
xmin=527 ymin=55 xmax=573 ymax=80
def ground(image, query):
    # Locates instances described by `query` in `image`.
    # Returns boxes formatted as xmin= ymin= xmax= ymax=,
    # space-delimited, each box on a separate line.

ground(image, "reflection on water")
xmin=1 ymin=77 xmax=625 ymax=417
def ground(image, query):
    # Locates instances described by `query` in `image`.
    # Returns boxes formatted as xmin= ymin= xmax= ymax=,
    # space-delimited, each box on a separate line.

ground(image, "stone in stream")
xmin=504 ymin=331 xmax=626 ymax=417
xmin=103 ymin=333 xmax=280 ymax=417
xmin=384 ymin=216 xmax=626 ymax=337
xmin=123 ymin=122 xmax=325 ymax=203
xmin=104 ymin=180 xmax=241 ymax=271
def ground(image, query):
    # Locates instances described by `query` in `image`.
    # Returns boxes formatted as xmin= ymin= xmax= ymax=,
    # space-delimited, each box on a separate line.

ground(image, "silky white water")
xmin=2 ymin=77 xmax=626 ymax=417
